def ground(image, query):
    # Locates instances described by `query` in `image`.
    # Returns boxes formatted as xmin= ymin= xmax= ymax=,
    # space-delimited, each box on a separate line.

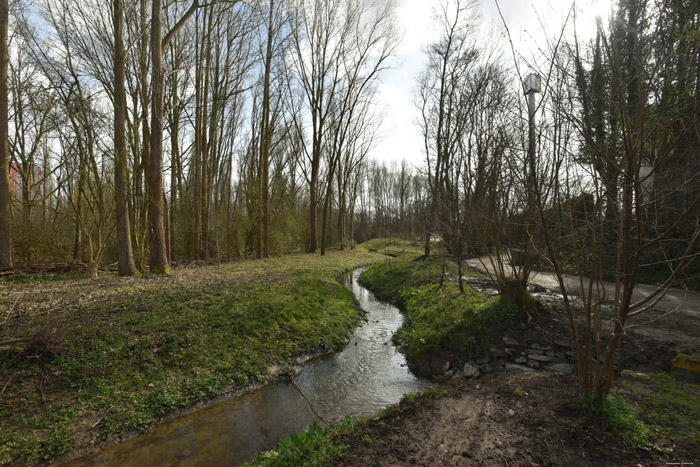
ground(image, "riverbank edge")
xmin=55 ymin=348 xmax=334 ymax=466
xmin=357 ymin=252 xmax=519 ymax=378
xmin=0 ymin=251 xmax=383 ymax=466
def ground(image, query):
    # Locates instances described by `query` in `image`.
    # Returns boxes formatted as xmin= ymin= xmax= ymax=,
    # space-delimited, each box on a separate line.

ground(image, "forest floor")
xmin=0 ymin=250 xmax=383 ymax=466
xmin=319 ymin=244 xmax=700 ymax=466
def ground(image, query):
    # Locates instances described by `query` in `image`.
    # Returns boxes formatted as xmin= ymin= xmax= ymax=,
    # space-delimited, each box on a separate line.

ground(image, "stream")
xmin=68 ymin=269 xmax=432 ymax=466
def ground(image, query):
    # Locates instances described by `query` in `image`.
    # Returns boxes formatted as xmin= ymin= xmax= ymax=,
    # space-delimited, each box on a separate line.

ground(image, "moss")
xmin=150 ymin=263 xmax=172 ymax=275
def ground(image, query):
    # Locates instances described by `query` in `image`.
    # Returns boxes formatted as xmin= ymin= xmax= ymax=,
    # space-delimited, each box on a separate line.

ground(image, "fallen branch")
xmin=3 ymin=292 xmax=23 ymax=323
xmin=92 ymin=405 xmax=114 ymax=428
xmin=287 ymin=371 xmax=332 ymax=425
xmin=0 ymin=337 xmax=31 ymax=345
xmin=0 ymin=372 xmax=16 ymax=396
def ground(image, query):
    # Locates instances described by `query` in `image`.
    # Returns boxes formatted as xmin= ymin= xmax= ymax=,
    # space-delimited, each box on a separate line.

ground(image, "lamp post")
xmin=523 ymin=73 xmax=541 ymax=213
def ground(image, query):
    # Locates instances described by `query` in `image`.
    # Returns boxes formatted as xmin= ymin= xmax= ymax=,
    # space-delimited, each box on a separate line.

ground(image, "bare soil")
xmin=331 ymin=372 xmax=697 ymax=466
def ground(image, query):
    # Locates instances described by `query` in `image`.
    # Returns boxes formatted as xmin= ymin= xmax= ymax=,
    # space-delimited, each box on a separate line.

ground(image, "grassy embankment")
xmin=359 ymin=241 xmax=700 ymax=456
xmin=247 ymin=240 xmax=700 ymax=464
xmin=0 ymin=250 xmax=382 ymax=465
xmin=247 ymin=239 xmax=519 ymax=466
xmin=358 ymin=239 xmax=518 ymax=360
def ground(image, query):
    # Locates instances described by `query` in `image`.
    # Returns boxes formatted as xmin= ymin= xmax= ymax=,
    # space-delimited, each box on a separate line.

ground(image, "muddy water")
xmin=68 ymin=269 xmax=431 ymax=466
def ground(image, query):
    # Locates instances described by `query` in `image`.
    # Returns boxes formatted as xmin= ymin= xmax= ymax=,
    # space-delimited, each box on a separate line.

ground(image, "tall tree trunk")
xmin=169 ymin=60 xmax=180 ymax=261
xmin=309 ymin=144 xmax=320 ymax=253
xmin=42 ymin=139 xmax=49 ymax=221
xmin=163 ymin=190 xmax=170 ymax=263
xmin=200 ymin=8 xmax=212 ymax=259
xmin=0 ymin=0 xmax=11 ymax=269
xmin=136 ymin=0 xmax=150 ymax=271
xmin=193 ymin=14 xmax=203 ymax=258
xmin=258 ymin=0 xmax=274 ymax=258
xmin=114 ymin=0 xmax=137 ymax=276
xmin=73 ymin=177 xmax=83 ymax=262
xmin=147 ymin=0 xmax=170 ymax=274
xmin=320 ymin=157 xmax=337 ymax=256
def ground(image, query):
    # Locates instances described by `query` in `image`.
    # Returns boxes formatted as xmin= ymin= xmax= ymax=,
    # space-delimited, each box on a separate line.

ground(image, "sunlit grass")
xmin=0 ymin=250 xmax=383 ymax=465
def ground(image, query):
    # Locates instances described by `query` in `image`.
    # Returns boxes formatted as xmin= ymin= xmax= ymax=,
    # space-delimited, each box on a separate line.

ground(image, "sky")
xmin=369 ymin=0 xmax=614 ymax=168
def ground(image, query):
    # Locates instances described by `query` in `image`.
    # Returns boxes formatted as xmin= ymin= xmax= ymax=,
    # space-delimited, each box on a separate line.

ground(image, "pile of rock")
xmin=437 ymin=336 xmax=574 ymax=380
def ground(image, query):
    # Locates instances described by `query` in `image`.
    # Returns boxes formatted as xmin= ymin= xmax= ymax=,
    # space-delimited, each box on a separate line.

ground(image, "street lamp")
xmin=523 ymin=73 xmax=541 ymax=213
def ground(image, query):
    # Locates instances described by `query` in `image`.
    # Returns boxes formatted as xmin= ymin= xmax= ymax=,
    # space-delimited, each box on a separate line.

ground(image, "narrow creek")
xmin=68 ymin=269 xmax=432 ymax=466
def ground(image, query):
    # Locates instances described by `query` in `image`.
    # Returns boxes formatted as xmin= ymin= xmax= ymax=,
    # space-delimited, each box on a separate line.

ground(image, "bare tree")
xmin=148 ymin=0 xmax=214 ymax=273
xmin=524 ymin=0 xmax=700 ymax=398
xmin=114 ymin=0 xmax=137 ymax=275
xmin=416 ymin=0 xmax=480 ymax=258
xmin=0 ymin=0 xmax=10 ymax=269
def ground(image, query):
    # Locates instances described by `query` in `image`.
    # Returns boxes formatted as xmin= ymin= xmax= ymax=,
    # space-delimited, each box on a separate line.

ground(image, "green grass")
xmin=359 ymin=237 xmax=415 ymax=253
xmin=582 ymin=392 xmax=653 ymax=448
xmin=582 ymin=373 xmax=700 ymax=454
xmin=245 ymin=419 xmax=354 ymax=466
xmin=357 ymin=250 xmax=451 ymax=300
xmin=398 ymin=283 xmax=519 ymax=358
xmin=358 ymin=252 xmax=517 ymax=360
xmin=620 ymin=373 xmax=700 ymax=451
xmin=0 ymin=250 xmax=383 ymax=466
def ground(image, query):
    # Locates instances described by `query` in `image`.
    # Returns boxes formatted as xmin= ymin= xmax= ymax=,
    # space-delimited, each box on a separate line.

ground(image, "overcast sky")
xmin=369 ymin=0 xmax=614 ymax=168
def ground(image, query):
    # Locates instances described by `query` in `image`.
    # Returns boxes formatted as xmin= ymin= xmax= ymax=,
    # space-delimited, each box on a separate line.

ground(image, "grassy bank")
xmin=357 ymin=246 xmax=518 ymax=360
xmin=0 ymin=250 xmax=382 ymax=465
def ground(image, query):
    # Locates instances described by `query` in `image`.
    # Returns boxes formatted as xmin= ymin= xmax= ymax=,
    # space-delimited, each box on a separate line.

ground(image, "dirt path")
xmin=464 ymin=256 xmax=700 ymax=373
xmin=464 ymin=256 xmax=700 ymax=317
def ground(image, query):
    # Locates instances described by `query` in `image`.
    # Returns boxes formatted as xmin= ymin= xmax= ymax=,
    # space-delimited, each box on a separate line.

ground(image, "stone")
xmin=502 ymin=336 xmax=522 ymax=347
xmin=621 ymin=369 xmax=650 ymax=379
xmin=636 ymin=364 xmax=664 ymax=375
xmin=526 ymin=359 xmax=540 ymax=368
xmin=514 ymin=356 xmax=527 ymax=364
xmin=530 ymin=343 xmax=553 ymax=351
xmin=454 ymin=371 xmax=465 ymax=380
xmin=526 ymin=349 xmax=546 ymax=355
xmin=444 ymin=369 xmax=456 ymax=379
xmin=490 ymin=360 xmax=505 ymax=373
xmin=553 ymin=339 xmax=571 ymax=349
xmin=442 ymin=361 xmax=451 ymax=373
xmin=528 ymin=354 xmax=563 ymax=363
xmin=505 ymin=362 xmax=535 ymax=372
xmin=544 ymin=363 xmax=574 ymax=374
xmin=490 ymin=347 xmax=506 ymax=359
xmin=463 ymin=362 xmax=480 ymax=378
xmin=476 ymin=354 xmax=492 ymax=365
xmin=546 ymin=350 xmax=567 ymax=359
xmin=480 ymin=364 xmax=493 ymax=374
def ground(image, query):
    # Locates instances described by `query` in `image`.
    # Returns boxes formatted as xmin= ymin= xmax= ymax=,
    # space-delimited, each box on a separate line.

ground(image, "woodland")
xmin=0 ymin=0 xmax=698 ymax=461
